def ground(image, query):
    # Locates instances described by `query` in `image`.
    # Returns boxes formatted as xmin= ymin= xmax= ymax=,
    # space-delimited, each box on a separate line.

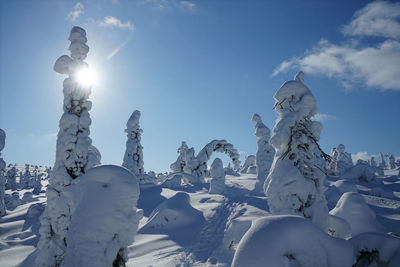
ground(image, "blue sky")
xmin=0 ymin=0 xmax=399 ymax=172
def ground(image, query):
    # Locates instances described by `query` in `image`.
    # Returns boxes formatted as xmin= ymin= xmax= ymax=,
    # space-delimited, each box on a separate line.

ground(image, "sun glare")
xmin=76 ymin=67 xmax=96 ymax=88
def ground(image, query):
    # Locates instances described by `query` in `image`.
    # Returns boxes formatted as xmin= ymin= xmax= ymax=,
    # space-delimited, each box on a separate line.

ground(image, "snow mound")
xmin=140 ymin=192 xmax=204 ymax=233
xmin=333 ymin=179 xmax=358 ymax=194
xmin=231 ymin=215 xmax=354 ymax=267
xmin=330 ymin=192 xmax=385 ymax=236
xmin=62 ymin=165 xmax=142 ymax=267
xmin=350 ymin=232 xmax=400 ymax=266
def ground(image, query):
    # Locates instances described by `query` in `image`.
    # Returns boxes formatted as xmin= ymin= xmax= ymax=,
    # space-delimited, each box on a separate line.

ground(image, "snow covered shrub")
xmin=62 ymin=165 xmax=142 ymax=267
xmin=239 ymin=155 xmax=255 ymax=174
xmin=251 ymin=113 xmax=274 ymax=194
xmin=327 ymin=144 xmax=353 ymax=176
xmin=36 ymin=26 xmax=97 ymax=267
xmin=231 ymin=215 xmax=354 ymax=267
xmin=122 ymin=110 xmax=144 ymax=175
xmin=5 ymin=192 xmax=21 ymax=210
xmin=163 ymin=174 xmax=183 ymax=188
xmin=0 ymin=128 xmax=6 ymax=216
xmin=209 ymin=158 xmax=226 ymax=194
xmin=170 ymin=141 xmax=189 ymax=173
xmin=20 ymin=164 xmax=31 ymax=189
xmin=341 ymin=161 xmax=376 ymax=182
xmin=330 ymin=192 xmax=385 ymax=236
xmin=33 ymin=173 xmax=44 ymax=194
xmin=265 ymin=72 xmax=330 ymax=229
xmin=350 ymin=232 xmax=400 ymax=266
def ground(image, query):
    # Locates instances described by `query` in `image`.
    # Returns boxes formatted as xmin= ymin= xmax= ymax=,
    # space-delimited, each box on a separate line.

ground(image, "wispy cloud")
xmin=311 ymin=113 xmax=337 ymax=122
xmin=67 ymin=2 xmax=84 ymax=22
xmin=272 ymin=1 xmax=400 ymax=91
xmin=144 ymin=0 xmax=196 ymax=11
xmin=342 ymin=1 xmax=400 ymax=39
xmin=99 ymin=16 xmax=134 ymax=31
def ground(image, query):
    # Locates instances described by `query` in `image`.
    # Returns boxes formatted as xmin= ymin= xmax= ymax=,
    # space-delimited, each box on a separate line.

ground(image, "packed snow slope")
xmin=1 ymin=169 xmax=400 ymax=266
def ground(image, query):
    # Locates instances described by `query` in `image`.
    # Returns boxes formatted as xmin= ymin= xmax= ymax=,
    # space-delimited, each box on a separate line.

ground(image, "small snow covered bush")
xmin=231 ymin=215 xmax=354 ymax=267
xmin=209 ymin=158 xmax=225 ymax=194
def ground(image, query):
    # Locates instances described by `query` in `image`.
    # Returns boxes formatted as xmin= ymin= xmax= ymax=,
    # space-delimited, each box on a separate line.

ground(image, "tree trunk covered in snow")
xmin=265 ymin=72 xmax=329 ymax=230
xmin=36 ymin=27 xmax=96 ymax=267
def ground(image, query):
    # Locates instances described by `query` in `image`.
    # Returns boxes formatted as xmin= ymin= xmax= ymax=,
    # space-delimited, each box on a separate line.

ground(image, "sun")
xmin=76 ymin=67 xmax=96 ymax=88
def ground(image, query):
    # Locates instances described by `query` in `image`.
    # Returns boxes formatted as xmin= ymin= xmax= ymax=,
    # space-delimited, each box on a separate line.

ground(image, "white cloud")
xmin=272 ymin=1 xmax=400 ymax=91
xmin=342 ymin=1 xmax=400 ymax=39
xmin=99 ymin=16 xmax=134 ymax=31
xmin=67 ymin=2 xmax=84 ymax=22
xmin=180 ymin=1 xmax=195 ymax=10
xmin=351 ymin=151 xmax=379 ymax=164
xmin=311 ymin=113 xmax=337 ymax=122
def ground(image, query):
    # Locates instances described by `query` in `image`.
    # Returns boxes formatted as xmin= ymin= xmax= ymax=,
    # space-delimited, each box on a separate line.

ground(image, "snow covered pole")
xmin=36 ymin=26 xmax=95 ymax=266
xmin=265 ymin=72 xmax=329 ymax=230
xmin=122 ymin=110 xmax=144 ymax=175
xmin=0 ymin=129 xmax=6 ymax=216
xmin=251 ymin=113 xmax=275 ymax=194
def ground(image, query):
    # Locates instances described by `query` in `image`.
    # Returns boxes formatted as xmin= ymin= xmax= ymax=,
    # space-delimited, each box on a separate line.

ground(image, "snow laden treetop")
xmin=122 ymin=110 xmax=144 ymax=175
xmin=265 ymin=71 xmax=330 ymax=230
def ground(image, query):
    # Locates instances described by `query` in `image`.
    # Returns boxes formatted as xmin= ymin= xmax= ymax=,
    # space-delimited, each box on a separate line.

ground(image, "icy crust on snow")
xmin=265 ymin=72 xmax=329 ymax=229
xmin=209 ymin=158 xmax=225 ymax=194
xmin=122 ymin=110 xmax=144 ymax=176
xmin=231 ymin=215 xmax=354 ymax=267
xmin=36 ymin=26 xmax=98 ymax=267
xmin=0 ymin=129 xmax=6 ymax=216
xmin=330 ymin=192 xmax=385 ymax=236
xmin=251 ymin=113 xmax=274 ymax=194
xmin=62 ymin=165 xmax=142 ymax=267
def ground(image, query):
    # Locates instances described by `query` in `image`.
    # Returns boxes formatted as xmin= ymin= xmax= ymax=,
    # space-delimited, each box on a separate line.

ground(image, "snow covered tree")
xmin=33 ymin=173 xmax=44 ymax=194
xmin=122 ymin=110 xmax=144 ymax=175
xmin=388 ymin=155 xmax=396 ymax=169
xmin=240 ymin=155 xmax=256 ymax=174
xmin=369 ymin=156 xmax=377 ymax=167
xmin=379 ymin=152 xmax=386 ymax=169
xmin=209 ymin=158 xmax=225 ymax=194
xmin=170 ymin=141 xmax=189 ymax=173
xmin=0 ymin=129 xmax=6 ymax=216
xmin=252 ymin=113 xmax=275 ymax=194
xmin=20 ymin=164 xmax=31 ymax=189
xmin=265 ymin=72 xmax=329 ymax=230
xmin=36 ymin=26 xmax=97 ymax=266
xmin=5 ymin=166 xmax=17 ymax=190
xmin=327 ymin=144 xmax=353 ymax=176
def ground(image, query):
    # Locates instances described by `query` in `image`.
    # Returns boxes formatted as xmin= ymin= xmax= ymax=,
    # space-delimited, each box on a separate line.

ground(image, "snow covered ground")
xmin=1 ymin=170 xmax=400 ymax=266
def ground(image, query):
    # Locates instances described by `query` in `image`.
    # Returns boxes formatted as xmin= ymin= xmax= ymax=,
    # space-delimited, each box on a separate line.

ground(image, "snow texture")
xmin=327 ymin=144 xmax=353 ymax=176
xmin=239 ymin=155 xmax=255 ymax=174
xmin=330 ymin=192 xmax=385 ymax=236
xmin=231 ymin=215 xmax=354 ymax=267
xmin=350 ymin=232 xmax=400 ymax=266
xmin=0 ymin=129 xmax=6 ymax=216
xmin=122 ymin=110 xmax=144 ymax=175
xmin=209 ymin=158 xmax=225 ymax=194
xmin=36 ymin=26 xmax=96 ymax=267
xmin=251 ymin=113 xmax=274 ymax=194
xmin=265 ymin=72 xmax=329 ymax=230
xmin=62 ymin=165 xmax=142 ymax=267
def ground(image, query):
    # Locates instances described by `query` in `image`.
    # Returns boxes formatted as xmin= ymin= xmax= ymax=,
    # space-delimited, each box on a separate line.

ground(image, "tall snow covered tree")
xmin=265 ymin=72 xmax=330 ymax=230
xmin=252 ymin=113 xmax=275 ymax=194
xmin=122 ymin=110 xmax=144 ymax=175
xmin=0 ymin=129 xmax=6 ymax=216
xmin=36 ymin=26 xmax=97 ymax=266
xmin=170 ymin=141 xmax=189 ymax=173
